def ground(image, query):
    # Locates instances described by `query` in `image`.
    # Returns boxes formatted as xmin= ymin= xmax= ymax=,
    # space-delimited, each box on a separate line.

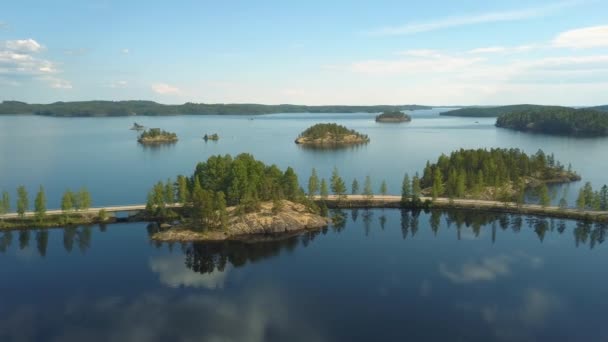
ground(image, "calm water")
xmin=1 ymin=109 xmax=607 ymax=208
xmin=1 ymin=210 xmax=608 ymax=341
xmin=2 ymin=110 xmax=608 ymax=341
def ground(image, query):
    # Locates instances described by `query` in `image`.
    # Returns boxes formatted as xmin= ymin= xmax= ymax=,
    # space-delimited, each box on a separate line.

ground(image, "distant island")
xmin=496 ymin=107 xmax=608 ymax=136
xmin=130 ymin=122 xmax=145 ymax=130
xmin=203 ymin=133 xmax=219 ymax=141
xmin=0 ymin=100 xmax=430 ymax=117
xmin=375 ymin=111 xmax=412 ymax=123
xmin=439 ymin=104 xmax=564 ymax=117
xmin=295 ymin=123 xmax=369 ymax=147
xmin=137 ymin=128 xmax=178 ymax=144
xmin=146 ymin=154 xmax=329 ymax=242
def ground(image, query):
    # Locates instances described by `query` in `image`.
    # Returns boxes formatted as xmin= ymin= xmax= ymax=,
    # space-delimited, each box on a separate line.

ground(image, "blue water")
xmin=1 ymin=109 xmax=606 ymax=208
xmin=1 ymin=210 xmax=607 ymax=341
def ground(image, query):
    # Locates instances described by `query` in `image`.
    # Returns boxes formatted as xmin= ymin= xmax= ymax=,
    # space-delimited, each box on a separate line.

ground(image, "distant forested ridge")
xmin=496 ymin=107 xmax=608 ymax=136
xmin=590 ymin=105 xmax=608 ymax=112
xmin=439 ymin=104 xmax=568 ymax=117
xmin=0 ymin=100 xmax=430 ymax=116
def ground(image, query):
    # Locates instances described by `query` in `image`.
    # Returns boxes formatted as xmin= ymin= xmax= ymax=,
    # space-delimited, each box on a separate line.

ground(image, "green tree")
xmin=61 ymin=189 xmax=74 ymax=222
xmin=363 ymin=175 xmax=373 ymax=200
xmin=538 ymin=184 xmax=550 ymax=208
xmin=0 ymin=191 xmax=9 ymax=215
xmin=401 ymin=173 xmax=411 ymax=204
xmin=431 ymin=169 xmax=443 ymax=200
xmin=176 ymin=175 xmax=190 ymax=204
xmin=320 ymin=179 xmax=329 ymax=200
xmin=308 ymin=168 xmax=319 ymax=198
xmin=380 ymin=180 xmax=388 ymax=196
xmin=34 ymin=185 xmax=46 ymax=222
xmin=330 ymin=167 xmax=347 ymax=199
xmin=215 ymin=191 xmax=228 ymax=229
xmin=165 ymin=178 xmax=175 ymax=204
xmin=98 ymin=209 xmax=108 ymax=221
xmin=576 ymin=188 xmax=586 ymax=211
xmin=412 ymin=173 xmax=422 ymax=204
xmin=78 ymin=187 xmax=92 ymax=211
xmin=456 ymin=170 xmax=466 ymax=198
xmin=558 ymin=197 xmax=568 ymax=210
xmin=351 ymin=179 xmax=360 ymax=195
xmin=600 ymin=185 xmax=608 ymax=210
xmin=282 ymin=167 xmax=300 ymax=201
xmin=16 ymin=186 xmax=28 ymax=219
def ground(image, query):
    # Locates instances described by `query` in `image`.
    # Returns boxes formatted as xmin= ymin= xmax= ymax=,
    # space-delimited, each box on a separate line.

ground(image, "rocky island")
xmin=143 ymin=153 xmax=329 ymax=242
xmin=137 ymin=128 xmax=178 ymax=144
xmin=295 ymin=123 xmax=369 ymax=147
xmin=375 ymin=111 xmax=412 ymax=123
xmin=203 ymin=133 xmax=219 ymax=141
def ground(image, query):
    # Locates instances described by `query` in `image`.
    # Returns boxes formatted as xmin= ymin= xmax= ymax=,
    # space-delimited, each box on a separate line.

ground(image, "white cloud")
xmin=468 ymin=45 xmax=537 ymax=54
xmin=122 ymin=48 xmax=130 ymax=54
xmin=553 ymin=25 xmax=608 ymax=48
xmin=440 ymin=253 xmax=543 ymax=284
xmin=366 ymin=1 xmax=580 ymax=36
xmin=149 ymin=255 xmax=230 ymax=289
xmin=151 ymin=82 xmax=180 ymax=95
xmin=109 ymin=80 xmax=128 ymax=88
xmin=397 ymin=49 xmax=443 ymax=58
xmin=48 ymin=77 xmax=72 ymax=89
xmin=5 ymin=38 xmax=43 ymax=53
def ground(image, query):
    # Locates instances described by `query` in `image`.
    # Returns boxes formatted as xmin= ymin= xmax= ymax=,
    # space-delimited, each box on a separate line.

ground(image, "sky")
xmin=1 ymin=0 xmax=608 ymax=106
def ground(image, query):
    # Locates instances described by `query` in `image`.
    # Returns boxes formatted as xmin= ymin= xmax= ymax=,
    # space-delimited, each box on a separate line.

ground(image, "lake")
xmin=1 ymin=109 xmax=607 ymax=208
xmin=1 ymin=209 xmax=607 ymax=341
xmin=2 ymin=110 xmax=608 ymax=341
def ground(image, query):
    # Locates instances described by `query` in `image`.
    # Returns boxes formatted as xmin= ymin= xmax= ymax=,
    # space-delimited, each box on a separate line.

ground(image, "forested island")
xmin=137 ymin=128 xmax=178 ymax=144
xmin=0 ymin=100 xmax=429 ymax=116
xmin=295 ymin=123 xmax=370 ymax=147
xmin=419 ymin=148 xmax=580 ymax=202
xmin=145 ymin=153 xmax=328 ymax=241
xmin=439 ymin=104 xmax=562 ymax=117
xmin=203 ymin=133 xmax=219 ymax=141
xmin=495 ymin=107 xmax=608 ymax=136
xmin=375 ymin=111 xmax=412 ymax=123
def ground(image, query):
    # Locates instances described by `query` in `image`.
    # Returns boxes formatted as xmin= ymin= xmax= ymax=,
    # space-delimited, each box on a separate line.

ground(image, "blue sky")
xmin=1 ymin=0 xmax=607 ymax=105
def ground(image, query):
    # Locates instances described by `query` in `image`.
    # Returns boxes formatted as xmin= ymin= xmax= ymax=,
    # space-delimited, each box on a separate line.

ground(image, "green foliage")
xmin=34 ymin=186 xmax=46 ymax=222
xmin=164 ymin=179 xmax=175 ymax=204
xmin=441 ymin=104 xmax=561 ymax=117
xmin=298 ymin=123 xmax=368 ymax=141
xmin=320 ymin=179 xmax=329 ymax=200
xmin=282 ymin=167 xmax=301 ymax=201
xmin=176 ymin=175 xmax=190 ymax=204
xmin=375 ymin=111 xmax=411 ymax=121
xmin=308 ymin=168 xmax=319 ymax=198
xmin=421 ymin=148 xmax=573 ymax=199
xmin=576 ymin=182 xmax=608 ymax=211
xmin=351 ymin=179 xmax=360 ymax=195
xmin=74 ymin=187 xmax=92 ymax=211
xmin=138 ymin=128 xmax=178 ymax=141
xmin=16 ymin=186 xmax=28 ymax=218
xmin=330 ymin=167 xmax=347 ymax=199
xmin=363 ymin=175 xmax=373 ymax=199
xmin=538 ymin=185 xmax=550 ymax=207
xmin=412 ymin=174 xmax=421 ymax=204
xmin=0 ymin=191 xmax=9 ymax=215
xmin=380 ymin=180 xmax=388 ymax=196
xmin=98 ymin=209 xmax=108 ymax=221
xmin=0 ymin=100 xmax=429 ymax=116
xmin=496 ymin=107 xmax=608 ymax=136
xmin=401 ymin=173 xmax=411 ymax=203
xmin=431 ymin=169 xmax=443 ymax=200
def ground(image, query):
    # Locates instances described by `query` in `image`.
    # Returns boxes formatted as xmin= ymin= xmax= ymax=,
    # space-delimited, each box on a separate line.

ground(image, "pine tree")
xmin=34 ymin=185 xmax=46 ymax=222
xmin=165 ymin=178 xmax=175 ymax=204
xmin=308 ymin=168 xmax=319 ymax=198
xmin=363 ymin=175 xmax=373 ymax=199
xmin=0 ymin=191 xmax=9 ymax=215
xmin=215 ymin=191 xmax=228 ymax=229
xmin=330 ymin=167 xmax=346 ymax=199
xmin=456 ymin=170 xmax=466 ymax=198
xmin=401 ymin=173 xmax=411 ymax=204
xmin=576 ymin=188 xmax=586 ymax=211
xmin=61 ymin=189 xmax=74 ymax=222
xmin=600 ymin=185 xmax=608 ymax=211
xmin=380 ymin=180 xmax=388 ymax=196
xmin=176 ymin=175 xmax=190 ymax=204
xmin=431 ymin=169 xmax=443 ymax=200
xmin=351 ymin=179 xmax=360 ymax=195
xmin=558 ymin=197 xmax=568 ymax=210
xmin=538 ymin=184 xmax=550 ymax=207
xmin=282 ymin=167 xmax=300 ymax=201
xmin=412 ymin=173 xmax=421 ymax=204
xmin=78 ymin=187 xmax=92 ymax=211
xmin=320 ymin=179 xmax=329 ymax=200
xmin=16 ymin=186 xmax=28 ymax=219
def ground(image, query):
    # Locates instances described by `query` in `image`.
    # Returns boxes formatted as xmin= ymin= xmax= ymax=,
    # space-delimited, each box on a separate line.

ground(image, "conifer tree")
xmin=320 ymin=179 xmax=329 ymax=200
xmin=363 ymin=175 xmax=373 ymax=200
xmin=16 ymin=186 xmax=28 ymax=219
xmin=401 ymin=173 xmax=411 ymax=204
xmin=330 ymin=167 xmax=347 ymax=199
xmin=380 ymin=180 xmax=388 ymax=196
xmin=308 ymin=168 xmax=319 ymax=198
xmin=351 ymin=179 xmax=359 ymax=195
xmin=538 ymin=184 xmax=550 ymax=207
xmin=34 ymin=185 xmax=46 ymax=222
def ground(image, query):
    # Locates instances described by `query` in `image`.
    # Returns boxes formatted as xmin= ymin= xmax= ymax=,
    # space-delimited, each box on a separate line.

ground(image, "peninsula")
xmin=496 ymin=107 xmax=608 ymax=136
xmin=137 ymin=128 xmax=178 ymax=144
xmin=295 ymin=123 xmax=370 ymax=146
xmin=375 ymin=111 xmax=412 ymax=123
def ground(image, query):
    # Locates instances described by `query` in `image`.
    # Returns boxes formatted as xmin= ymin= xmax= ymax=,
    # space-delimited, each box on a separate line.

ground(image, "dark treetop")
xmin=439 ymin=104 xmax=569 ymax=117
xmin=297 ymin=123 xmax=368 ymax=141
xmin=0 ymin=100 xmax=430 ymax=116
xmin=375 ymin=111 xmax=412 ymax=122
xmin=495 ymin=107 xmax=608 ymax=136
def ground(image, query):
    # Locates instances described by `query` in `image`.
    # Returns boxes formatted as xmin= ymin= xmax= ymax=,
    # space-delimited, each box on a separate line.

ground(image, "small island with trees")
xmin=375 ymin=111 xmax=412 ymax=123
xmin=295 ymin=123 xmax=369 ymax=147
xmin=203 ymin=133 xmax=219 ymax=141
xmin=137 ymin=128 xmax=178 ymax=144
xmin=145 ymin=153 xmax=329 ymax=242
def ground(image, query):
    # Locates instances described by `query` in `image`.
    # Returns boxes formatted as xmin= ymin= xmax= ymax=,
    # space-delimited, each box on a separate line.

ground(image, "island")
xmin=130 ymin=122 xmax=145 ymax=130
xmin=137 ymin=128 xmax=178 ymax=144
xmin=439 ymin=104 xmax=561 ymax=117
xmin=0 ymin=100 xmax=430 ymax=116
xmin=495 ymin=107 xmax=608 ymax=136
xmin=144 ymin=153 xmax=329 ymax=242
xmin=375 ymin=111 xmax=412 ymax=123
xmin=203 ymin=133 xmax=219 ymax=141
xmin=295 ymin=123 xmax=369 ymax=147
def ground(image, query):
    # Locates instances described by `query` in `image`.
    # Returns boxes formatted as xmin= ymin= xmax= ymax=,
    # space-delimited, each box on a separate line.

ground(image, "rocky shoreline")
xmin=295 ymin=134 xmax=369 ymax=146
xmin=152 ymin=200 xmax=329 ymax=242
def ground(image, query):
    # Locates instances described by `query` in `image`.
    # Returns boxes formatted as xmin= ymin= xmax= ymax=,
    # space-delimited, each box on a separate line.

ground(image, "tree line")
xmin=496 ymin=107 xmax=608 ymax=136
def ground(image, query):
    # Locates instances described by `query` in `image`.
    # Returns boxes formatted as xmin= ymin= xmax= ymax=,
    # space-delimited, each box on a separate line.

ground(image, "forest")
xmin=439 ymin=104 xmax=566 ymax=117
xmin=0 ymin=100 xmax=429 ymax=116
xmin=138 ymin=128 xmax=178 ymax=142
xmin=375 ymin=111 xmax=412 ymax=122
xmin=419 ymin=148 xmax=579 ymax=202
xmin=495 ymin=107 xmax=608 ymax=136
